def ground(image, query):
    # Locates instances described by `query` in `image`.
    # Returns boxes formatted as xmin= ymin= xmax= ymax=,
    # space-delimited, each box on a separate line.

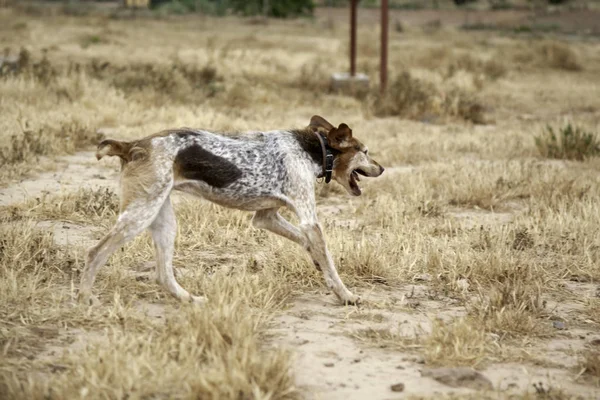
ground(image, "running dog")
xmin=78 ymin=115 xmax=384 ymax=306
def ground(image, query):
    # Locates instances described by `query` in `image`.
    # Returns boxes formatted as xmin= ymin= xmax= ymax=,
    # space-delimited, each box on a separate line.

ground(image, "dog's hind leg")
xmin=78 ymin=185 xmax=172 ymax=305
xmin=149 ymin=196 xmax=204 ymax=304
xmin=252 ymin=208 xmax=307 ymax=247
xmin=253 ymin=208 xmax=328 ymax=272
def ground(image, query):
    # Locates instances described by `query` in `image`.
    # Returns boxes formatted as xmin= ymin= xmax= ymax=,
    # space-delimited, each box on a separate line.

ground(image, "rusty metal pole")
xmin=380 ymin=0 xmax=389 ymax=93
xmin=350 ymin=0 xmax=358 ymax=77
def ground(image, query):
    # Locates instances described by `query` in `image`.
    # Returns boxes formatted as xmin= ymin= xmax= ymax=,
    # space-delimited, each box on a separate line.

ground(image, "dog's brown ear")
xmin=327 ymin=123 xmax=353 ymax=148
xmin=309 ymin=115 xmax=335 ymax=133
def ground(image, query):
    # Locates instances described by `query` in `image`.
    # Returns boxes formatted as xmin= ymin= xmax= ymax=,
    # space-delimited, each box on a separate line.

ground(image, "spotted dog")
xmin=78 ymin=116 xmax=385 ymax=306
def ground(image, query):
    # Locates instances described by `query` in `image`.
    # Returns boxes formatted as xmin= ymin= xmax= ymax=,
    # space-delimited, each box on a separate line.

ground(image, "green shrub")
xmin=228 ymin=0 xmax=314 ymax=18
xmin=154 ymin=0 xmax=314 ymax=17
xmin=535 ymin=123 xmax=600 ymax=161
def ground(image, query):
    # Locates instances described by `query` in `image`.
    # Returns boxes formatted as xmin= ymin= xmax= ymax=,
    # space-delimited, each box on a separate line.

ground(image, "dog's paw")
xmin=77 ymin=291 xmax=100 ymax=307
xmin=340 ymin=294 xmax=361 ymax=307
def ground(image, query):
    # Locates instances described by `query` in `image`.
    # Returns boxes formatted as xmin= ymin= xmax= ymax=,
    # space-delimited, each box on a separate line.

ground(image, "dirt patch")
xmin=447 ymin=207 xmax=516 ymax=229
xmin=0 ymin=152 xmax=118 ymax=207
xmin=269 ymin=291 xmax=457 ymax=400
xmin=36 ymin=220 xmax=101 ymax=248
xmin=271 ymin=290 xmax=600 ymax=399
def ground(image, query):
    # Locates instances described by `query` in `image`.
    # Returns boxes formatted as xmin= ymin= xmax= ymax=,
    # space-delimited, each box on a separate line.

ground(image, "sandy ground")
xmin=3 ymin=151 xmax=599 ymax=399
xmin=0 ymin=152 xmax=119 ymax=207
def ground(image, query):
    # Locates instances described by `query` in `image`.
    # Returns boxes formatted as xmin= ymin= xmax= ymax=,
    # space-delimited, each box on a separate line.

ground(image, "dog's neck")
xmin=290 ymin=128 xmax=338 ymax=181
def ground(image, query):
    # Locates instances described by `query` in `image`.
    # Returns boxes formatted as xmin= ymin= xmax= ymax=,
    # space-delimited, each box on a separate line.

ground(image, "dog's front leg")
xmin=299 ymin=221 xmax=359 ymax=305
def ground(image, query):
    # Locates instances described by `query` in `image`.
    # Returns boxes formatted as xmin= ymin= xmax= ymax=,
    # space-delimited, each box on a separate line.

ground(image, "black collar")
xmin=314 ymin=132 xmax=334 ymax=183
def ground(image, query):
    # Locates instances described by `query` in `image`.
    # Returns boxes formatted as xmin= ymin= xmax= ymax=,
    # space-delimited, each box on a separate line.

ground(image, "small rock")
xmin=553 ymin=321 xmax=566 ymax=330
xmin=421 ymin=367 xmax=493 ymax=390
xmin=396 ymin=365 xmax=405 ymax=370
xmin=351 ymin=358 xmax=361 ymax=364
xmin=298 ymin=312 xmax=310 ymax=320
xmin=324 ymin=362 xmax=334 ymax=367
xmin=390 ymin=383 xmax=405 ymax=392
xmin=330 ymin=72 xmax=370 ymax=94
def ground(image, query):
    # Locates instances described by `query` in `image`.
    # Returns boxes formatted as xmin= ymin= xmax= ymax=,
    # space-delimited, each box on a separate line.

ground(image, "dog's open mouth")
xmin=349 ymin=169 xmax=363 ymax=196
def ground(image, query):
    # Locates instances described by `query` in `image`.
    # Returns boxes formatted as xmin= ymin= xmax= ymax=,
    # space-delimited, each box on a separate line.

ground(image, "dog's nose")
xmin=380 ymin=166 xmax=385 ymax=174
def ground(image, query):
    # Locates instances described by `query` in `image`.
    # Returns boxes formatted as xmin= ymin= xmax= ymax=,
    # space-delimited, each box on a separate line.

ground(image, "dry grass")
xmin=2 ymin=187 xmax=120 ymax=225
xmin=352 ymin=326 xmax=422 ymax=351
xmin=0 ymin=200 xmax=300 ymax=399
xmin=580 ymin=350 xmax=600 ymax=382
xmin=531 ymin=41 xmax=583 ymax=72
xmin=1 ymin=4 xmax=600 ymax=399
xmin=423 ymin=318 xmax=500 ymax=367
xmin=0 ymin=119 xmax=101 ymax=183
xmin=353 ymin=316 xmax=501 ymax=368
xmin=371 ymin=71 xmax=486 ymax=124
xmin=1 ymin=283 xmax=297 ymax=400
xmin=86 ymin=59 xmax=223 ymax=105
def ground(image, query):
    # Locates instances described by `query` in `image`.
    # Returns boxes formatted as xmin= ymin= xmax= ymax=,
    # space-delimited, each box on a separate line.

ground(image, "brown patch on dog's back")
xmin=175 ymin=144 xmax=242 ymax=188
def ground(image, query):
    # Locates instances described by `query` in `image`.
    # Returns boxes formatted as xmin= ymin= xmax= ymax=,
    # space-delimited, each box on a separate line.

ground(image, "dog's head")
xmin=309 ymin=115 xmax=384 ymax=196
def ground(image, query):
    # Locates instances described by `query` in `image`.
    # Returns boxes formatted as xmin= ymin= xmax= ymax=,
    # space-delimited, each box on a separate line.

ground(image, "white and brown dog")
xmin=79 ymin=116 xmax=384 ymax=306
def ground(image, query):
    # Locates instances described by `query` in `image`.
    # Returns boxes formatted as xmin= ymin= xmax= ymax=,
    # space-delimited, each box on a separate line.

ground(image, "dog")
xmin=78 ymin=115 xmax=384 ymax=306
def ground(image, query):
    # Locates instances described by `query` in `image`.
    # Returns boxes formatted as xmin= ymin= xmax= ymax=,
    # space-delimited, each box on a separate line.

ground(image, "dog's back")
xmin=96 ymin=128 xmax=316 ymax=211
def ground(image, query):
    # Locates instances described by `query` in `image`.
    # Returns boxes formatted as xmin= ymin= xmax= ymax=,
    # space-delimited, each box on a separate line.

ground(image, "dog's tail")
xmin=96 ymin=139 xmax=133 ymax=161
